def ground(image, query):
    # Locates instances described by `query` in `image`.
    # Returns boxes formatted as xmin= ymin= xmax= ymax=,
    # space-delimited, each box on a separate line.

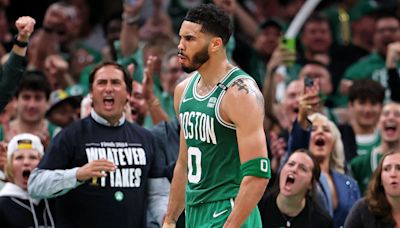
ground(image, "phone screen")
xmin=304 ymin=76 xmax=313 ymax=88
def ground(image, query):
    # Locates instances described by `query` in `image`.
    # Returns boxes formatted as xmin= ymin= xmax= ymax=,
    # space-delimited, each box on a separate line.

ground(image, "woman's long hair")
xmin=366 ymin=150 xmax=400 ymax=224
xmin=308 ymin=113 xmax=345 ymax=174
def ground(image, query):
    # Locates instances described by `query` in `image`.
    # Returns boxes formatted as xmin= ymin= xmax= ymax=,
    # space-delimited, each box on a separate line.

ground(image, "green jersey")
xmin=355 ymin=131 xmax=381 ymax=156
xmin=350 ymin=147 xmax=383 ymax=195
xmin=179 ymin=67 xmax=251 ymax=206
xmin=335 ymin=52 xmax=396 ymax=107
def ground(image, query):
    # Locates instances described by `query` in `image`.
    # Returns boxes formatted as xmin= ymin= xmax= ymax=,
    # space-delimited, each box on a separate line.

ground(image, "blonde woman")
xmin=0 ymin=133 xmax=54 ymax=227
xmin=307 ymin=113 xmax=360 ymax=228
xmin=287 ymin=112 xmax=360 ymax=227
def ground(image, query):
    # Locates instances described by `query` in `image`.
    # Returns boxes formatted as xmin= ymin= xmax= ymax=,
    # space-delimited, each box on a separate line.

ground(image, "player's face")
xmin=11 ymin=149 xmax=41 ymax=190
xmin=91 ymin=65 xmax=129 ymax=124
xmin=381 ymin=153 xmax=400 ymax=198
xmin=279 ymin=152 xmax=314 ymax=198
xmin=178 ymin=21 xmax=210 ymax=73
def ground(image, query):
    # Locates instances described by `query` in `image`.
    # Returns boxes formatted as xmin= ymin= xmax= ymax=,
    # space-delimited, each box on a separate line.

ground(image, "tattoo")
xmin=231 ymin=78 xmax=265 ymax=114
xmin=231 ymin=79 xmax=250 ymax=94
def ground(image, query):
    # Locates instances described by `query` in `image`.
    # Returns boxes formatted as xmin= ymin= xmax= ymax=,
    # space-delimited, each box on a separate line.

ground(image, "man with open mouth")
xmin=351 ymin=102 xmax=400 ymax=195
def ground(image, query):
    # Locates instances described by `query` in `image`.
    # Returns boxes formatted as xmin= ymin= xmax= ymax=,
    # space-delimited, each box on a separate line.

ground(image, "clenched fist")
xmin=15 ymin=16 xmax=36 ymax=41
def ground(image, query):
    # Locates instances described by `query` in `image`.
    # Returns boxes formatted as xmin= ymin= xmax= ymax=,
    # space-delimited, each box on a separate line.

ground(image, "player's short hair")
xmin=184 ymin=3 xmax=233 ymax=45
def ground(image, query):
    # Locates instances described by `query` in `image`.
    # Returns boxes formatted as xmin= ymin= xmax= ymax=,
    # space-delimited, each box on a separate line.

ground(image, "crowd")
xmin=0 ymin=0 xmax=399 ymax=227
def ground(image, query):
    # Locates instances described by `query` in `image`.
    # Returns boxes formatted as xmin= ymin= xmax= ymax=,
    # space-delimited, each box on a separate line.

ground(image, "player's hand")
xmin=76 ymin=159 xmax=116 ymax=181
xmin=15 ymin=16 xmax=36 ymax=40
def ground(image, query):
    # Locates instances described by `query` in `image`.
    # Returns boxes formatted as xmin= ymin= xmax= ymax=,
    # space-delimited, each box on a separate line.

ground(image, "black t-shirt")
xmin=259 ymin=192 xmax=333 ymax=228
xmin=38 ymin=117 xmax=164 ymax=228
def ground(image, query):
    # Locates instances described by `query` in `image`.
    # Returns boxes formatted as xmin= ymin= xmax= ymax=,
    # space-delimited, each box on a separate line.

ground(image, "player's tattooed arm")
xmin=230 ymin=78 xmax=265 ymax=110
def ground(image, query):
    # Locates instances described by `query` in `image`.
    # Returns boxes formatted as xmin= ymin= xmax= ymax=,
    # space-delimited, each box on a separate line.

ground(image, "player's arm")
xmin=163 ymin=78 xmax=191 ymax=227
xmin=221 ymin=78 xmax=270 ymax=228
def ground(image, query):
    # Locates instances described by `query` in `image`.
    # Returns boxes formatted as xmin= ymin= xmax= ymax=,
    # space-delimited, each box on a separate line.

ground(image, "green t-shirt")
xmin=335 ymin=52 xmax=391 ymax=107
xmin=356 ymin=131 xmax=381 ymax=156
xmin=350 ymin=147 xmax=382 ymax=195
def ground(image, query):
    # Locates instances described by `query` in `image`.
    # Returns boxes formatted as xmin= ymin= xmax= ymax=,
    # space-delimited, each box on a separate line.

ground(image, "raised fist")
xmin=15 ymin=16 xmax=36 ymax=39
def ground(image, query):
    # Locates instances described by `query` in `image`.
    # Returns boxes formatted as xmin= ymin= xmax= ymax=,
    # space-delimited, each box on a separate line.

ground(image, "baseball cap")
xmin=46 ymin=85 xmax=83 ymax=117
xmin=349 ymin=1 xmax=379 ymax=22
xmin=7 ymin=133 xmax=44 ymax=158
xmin=259 ymin=17 xmax=285 ymax=31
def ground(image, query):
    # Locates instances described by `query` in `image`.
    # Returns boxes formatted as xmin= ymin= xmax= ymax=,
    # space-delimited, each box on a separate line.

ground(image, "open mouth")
xmin=384 ymin=123 xmax=397 ymax=134
xmin=315 ymin=138 xmax=326 ymax=146
xmin=22 ymin=170 xmax=31 ymax=179
xmin=285 ymin=174 xmax=295 ymax=186
xmin=293 ymin=108 xmax=299 ymax=114
xmin=103 ymin=96 xmax=114 ymax=108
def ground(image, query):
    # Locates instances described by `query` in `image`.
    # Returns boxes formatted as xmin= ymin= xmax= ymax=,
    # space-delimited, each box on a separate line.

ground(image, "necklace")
xmin=280 ymin=212 xmax=295 ymax=227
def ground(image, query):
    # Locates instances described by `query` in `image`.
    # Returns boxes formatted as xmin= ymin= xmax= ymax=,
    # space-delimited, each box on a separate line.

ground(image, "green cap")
xmin=349 ymin=0 xmax=379 ymax=22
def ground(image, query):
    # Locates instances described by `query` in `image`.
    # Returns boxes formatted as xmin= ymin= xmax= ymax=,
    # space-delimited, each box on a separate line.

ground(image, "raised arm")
xmin=142 ymin=55 xmax=170 ymax=124
xmin=0 ymin=16 xmax=35 ymax=111
xmin=12 ymin=16 xmax=35 ymax=56
xmin=221 ymin=78 xmax=270 ymax=227
xmin=120 ymin=0 xmax=143 ymax=57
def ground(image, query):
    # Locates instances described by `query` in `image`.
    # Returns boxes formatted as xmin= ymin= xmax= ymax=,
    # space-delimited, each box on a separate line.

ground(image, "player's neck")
xmin=197 ymin=57 xmax=234 ymax=87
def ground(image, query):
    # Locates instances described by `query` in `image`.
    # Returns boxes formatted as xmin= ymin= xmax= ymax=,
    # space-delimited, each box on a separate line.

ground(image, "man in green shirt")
xmin=338 ymin=14 xmax=400 ymax=107
xmin=350 ymin=102 xmax=400 ymax=195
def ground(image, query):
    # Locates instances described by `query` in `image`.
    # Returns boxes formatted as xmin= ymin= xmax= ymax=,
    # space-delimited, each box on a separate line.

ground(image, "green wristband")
xmin=240 ymin=157 xmax=271 ymax=179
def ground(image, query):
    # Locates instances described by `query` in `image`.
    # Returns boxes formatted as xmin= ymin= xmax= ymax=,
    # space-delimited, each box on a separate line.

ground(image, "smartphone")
xmin=124 ymin=0 xmax=137 ymax=6
xmin=282 ymin=37 xmax=296 ymax=53
xmin=304 ymin=76 xmax=314 ymax=88
xmin=281 ymin=37 xmax=296 ymax=66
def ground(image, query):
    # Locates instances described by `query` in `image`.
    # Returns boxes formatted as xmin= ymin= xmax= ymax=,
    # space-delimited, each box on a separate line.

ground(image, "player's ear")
xmin=210 ymin=37 xmax=223 ymax=52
